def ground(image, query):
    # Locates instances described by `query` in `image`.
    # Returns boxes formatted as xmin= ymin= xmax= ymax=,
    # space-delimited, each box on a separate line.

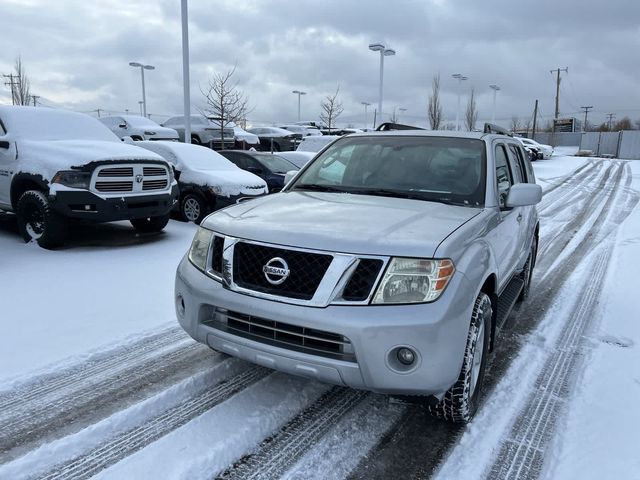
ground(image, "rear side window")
xmin=495 ymin=145 xmax=513 ymax=208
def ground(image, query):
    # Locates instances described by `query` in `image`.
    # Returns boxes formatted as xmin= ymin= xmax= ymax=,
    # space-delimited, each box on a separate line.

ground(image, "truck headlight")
xmin=51 ymin=170 xmax=91 ymax=189
xmin=372 ymin=258 xmax=455 ymax=304
xmin=188 ymin=227 xmax=213 ymax=272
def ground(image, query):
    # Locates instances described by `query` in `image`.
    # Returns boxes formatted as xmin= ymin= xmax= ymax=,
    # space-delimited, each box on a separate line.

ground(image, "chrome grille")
xmin=95 ymin=181 xmax=133 ymax=192
xmin=143 ymin=166 xmax=166 ymax=176
xmin=91 ymin=163 xmax=170 ymax=194
xmin=142 ymin=179 xmax=168 ymax=190
xmin=209 ymin=309 xmax=356 ymax=362
xmin=98 ymin=167 xmax=133 ymax=177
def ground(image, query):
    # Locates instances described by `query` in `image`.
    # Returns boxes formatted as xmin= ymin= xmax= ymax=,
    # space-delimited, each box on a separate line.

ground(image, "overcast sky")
xmin=1 ymin=0 xmax=639 ymax=129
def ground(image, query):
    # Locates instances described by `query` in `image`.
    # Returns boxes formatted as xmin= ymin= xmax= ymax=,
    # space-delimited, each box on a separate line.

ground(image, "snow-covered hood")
xmin=132 ymin=126 xmax=179 ymax=140
xmin=233 ymin=128 xmax=260 ymax=145
xmin=180 ymin=167 xmax=267 ymax=198
xmin=202 ymin=191 xmax=481 ymax=257
xmin=16 ymin=139 xmax=168 ymax=181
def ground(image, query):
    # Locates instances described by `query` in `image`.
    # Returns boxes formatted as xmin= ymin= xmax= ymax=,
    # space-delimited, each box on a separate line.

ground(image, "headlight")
xmin=372 ymin=258 xmax=455 ymax=304
xmin=51 ymin=170 xmax=91 ymax=189
xmin=188 ymin=227 xmax=214 ymax=272
xmin=168 ymin=166 xmax=175 ymax=183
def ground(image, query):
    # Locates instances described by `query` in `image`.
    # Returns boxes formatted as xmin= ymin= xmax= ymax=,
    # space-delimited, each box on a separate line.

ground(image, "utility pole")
xmin=580 ymin=106 xmax=593 ymax=132
xmin=532 ymin=99 xmax=539 ymax=139
xmin=31 ymin=95 xmax=40 ymax=107
xmin=93 ymin=108 xmax=102 ymax=118
xmin=550 ymin=67 xmax=568 ymax=120
xmin=3 ymin=74 xmax=18 ymax=105
xmin=606 ymin=113 xmax=616 ymax=131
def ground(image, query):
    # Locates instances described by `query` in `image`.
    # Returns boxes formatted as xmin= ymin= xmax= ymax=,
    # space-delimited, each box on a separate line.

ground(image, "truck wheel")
xmin=16 ymin=190 xmax=67 ymax=249
xmin=191 ymin=135 xmax=201 ymax=145
xmin=180 ymin=193 xmax=209 ymax=224
xmin=428 ymin=292 xmax=492 ymax=423
xmin=518 ymin=237 xmax=537 ymax=302
xmin=130 ymin=214 xmax=170 ymax=233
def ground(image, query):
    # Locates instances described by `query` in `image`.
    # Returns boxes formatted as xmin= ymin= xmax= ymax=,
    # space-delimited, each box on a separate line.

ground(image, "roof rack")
xmin=375 ymin=122 xmax=425 ymax=131
xmin=483 ymin=123 xmax=512 ymax=136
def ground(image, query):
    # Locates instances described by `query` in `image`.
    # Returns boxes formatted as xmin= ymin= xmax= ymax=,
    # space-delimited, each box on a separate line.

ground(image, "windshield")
xmin=253 ymin=153 xmax=299 ymax=173
xmin=290 ymin=136 xmax=486 ymax=207
xmin=124 ymin=116 xmax=159 ymax=127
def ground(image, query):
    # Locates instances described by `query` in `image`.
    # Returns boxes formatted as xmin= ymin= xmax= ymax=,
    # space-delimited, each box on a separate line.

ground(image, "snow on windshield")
xmin=122 ymin=115 xmax=160 ymax=127
xmin=1 ymin=107 xmax=119 ymax=142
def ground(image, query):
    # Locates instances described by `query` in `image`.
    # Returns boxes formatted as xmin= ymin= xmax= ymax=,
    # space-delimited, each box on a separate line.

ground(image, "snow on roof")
xmin=0 ymin=106 xmax=118 ymax=142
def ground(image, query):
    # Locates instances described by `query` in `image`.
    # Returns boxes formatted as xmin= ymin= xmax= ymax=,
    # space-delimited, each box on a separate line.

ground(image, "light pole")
xmin=398 ymin=107 xmax=407 ymax=123
xmin=138 ymin=101 xmax=143 ymax=116
xmin=489 ymin=84 xmax=500 ymax=124
xmin=129 ymin=62 xmax=155 ymax=118
xmin=292 ymin=90 xmax=307 ymax=121
xmin=452 ymin=73 xmax=468 ymax=131
xmin=361 ymin=102 xmax=371 ymax=129
xmin=369 ymin=42 xmax=396 ymax=126
xmin=181 ymin=0 xmax=191 ymax=143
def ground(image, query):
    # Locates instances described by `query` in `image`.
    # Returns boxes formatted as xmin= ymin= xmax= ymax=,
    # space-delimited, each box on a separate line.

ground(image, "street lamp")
xmin=292 ymin=90 xmax=307 ymax=122
xmin=361 ymin=102 xmax=371 ymax=129
xmin=489 ymin=84 xmax=501 ymax=123
xmin=138 ymin=101 xmax=143 ymax=116
xmin=452 ymin=73 xmax=468 ymax=131
xmin=369 ymin=42 xmax=396 ymax=126
xmin=129 ymin=61 xmax=155 ymax=118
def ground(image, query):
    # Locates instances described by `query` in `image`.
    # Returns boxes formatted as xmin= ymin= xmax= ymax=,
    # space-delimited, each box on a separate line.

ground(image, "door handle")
xmin=517 ymin=213 xmax=523 ymax=222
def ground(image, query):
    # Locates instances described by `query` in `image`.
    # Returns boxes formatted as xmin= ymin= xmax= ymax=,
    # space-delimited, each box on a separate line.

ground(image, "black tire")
xmin=428 ymin=292 xmax=492 ymax=423
xmin=16 ymin=190 xmax=67 ymax=249
xmin=518 ymin=236 xmax=537 ymax=302
xmin=180 ymin=192 xmax=209 ymax=224
xmin=191 ymin=135 xmax=201 ymax=145
xmin=130 ymin=214 xmax=170 ymax=233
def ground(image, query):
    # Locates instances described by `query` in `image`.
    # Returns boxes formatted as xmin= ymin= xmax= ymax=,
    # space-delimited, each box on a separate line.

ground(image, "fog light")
xmin=397 ymin=347 xmax=415 ymax=366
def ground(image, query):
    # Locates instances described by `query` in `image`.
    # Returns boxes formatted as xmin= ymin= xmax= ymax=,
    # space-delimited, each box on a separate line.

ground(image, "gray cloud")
xmin=2 ymin=0 xmax=639 ymax=128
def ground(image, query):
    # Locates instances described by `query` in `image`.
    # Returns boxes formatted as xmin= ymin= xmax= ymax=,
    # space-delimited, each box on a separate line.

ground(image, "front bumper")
xmin=175 ymin=255 xmax=476 ymax=396
xmin=50 ymin=184 xmax=179 ymax=221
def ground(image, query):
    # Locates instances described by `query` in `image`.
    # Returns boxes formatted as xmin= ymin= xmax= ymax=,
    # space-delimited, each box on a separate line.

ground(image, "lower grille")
xmin=95 ymin=181 xmax=133 ymax=192
xmin=209 ymin=309 xmax=356 ymax=362
xmin=142 ymin=179 xmax=168 ymax=190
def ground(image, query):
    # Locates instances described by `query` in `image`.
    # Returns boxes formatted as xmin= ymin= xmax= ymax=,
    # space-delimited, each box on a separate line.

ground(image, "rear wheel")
xmin=428 ymin=292 xmax=492 ymax=423
xmin=16 ymin=190 xmax=67 ymax=249
xmin=130 ymin=214 xmax=170 ymax=233
xmin=180 ymin=193 xmax=209 ymax=224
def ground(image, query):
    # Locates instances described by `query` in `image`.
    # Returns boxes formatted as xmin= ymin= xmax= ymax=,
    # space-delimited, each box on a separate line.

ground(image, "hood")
xmin=202 ymin=191 xmax=482 ymax=257
xmin=179 ymin=167 xmax=268 ymax=198
xmin=18 ymin=139 xmax=166 ymax=173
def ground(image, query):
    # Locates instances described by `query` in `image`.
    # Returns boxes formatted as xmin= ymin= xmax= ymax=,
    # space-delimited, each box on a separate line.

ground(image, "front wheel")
xmin=130 ymin=214 xmax=170 ymax=233
xmin=180 ymin=193 xmax=209 ymax=224
xmin=428 ymin=292 xmax=492 ymax=423
xmin=16 ymin=190 xmax=67 ymax=249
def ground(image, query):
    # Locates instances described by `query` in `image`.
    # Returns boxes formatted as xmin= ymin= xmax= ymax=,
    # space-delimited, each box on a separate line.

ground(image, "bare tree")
xmin=464 ymin=88 xmax=478 ymax=131
xmin=427 ymin=74 xmax=443 ymax=130
xmin=12 ymin=56 xmax=31 ymax=106
xmin=510 ymin=115 xmax=521 ymax=134
xmin=319 ymin=86 xmax=344 ymax=133
xmin=201 ymin=65 xmax=250 ymax=148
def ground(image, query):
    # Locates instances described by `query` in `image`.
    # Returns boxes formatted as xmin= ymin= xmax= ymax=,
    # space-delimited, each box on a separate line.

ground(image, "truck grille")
xmin=342 ymin=259 xmax=384 ymax=301
xmin=91 ymin=163 xmax=170 ymax=194
xmin=233 ymin=242 xmax=332 ymax=300
xmin=210 ymin=309 xmax=355 ymax=362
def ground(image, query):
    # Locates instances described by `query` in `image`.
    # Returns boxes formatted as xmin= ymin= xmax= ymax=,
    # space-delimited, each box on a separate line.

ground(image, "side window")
xmin=227 ymin=153 xmax=246 ymax=169
xmin=495 ymin=144 xmax=513 ymax=208
xmin=508 ymin=144 xmax=526 ymax=183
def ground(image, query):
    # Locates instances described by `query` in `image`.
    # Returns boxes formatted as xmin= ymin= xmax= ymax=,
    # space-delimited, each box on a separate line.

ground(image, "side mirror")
xmin=506 ymin=183 xmax=542 ymax=208
xmin=118 ymin=123 xmax=127 ymax=129
xmin=284 ymin=170 xmax=298 ymax=186
xmin=0 ymin=140 xmax=10 ymax=149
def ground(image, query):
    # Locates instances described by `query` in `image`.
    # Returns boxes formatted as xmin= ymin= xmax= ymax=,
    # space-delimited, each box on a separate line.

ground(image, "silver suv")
xmin=175 ymin=128 xmax=542 ymax=422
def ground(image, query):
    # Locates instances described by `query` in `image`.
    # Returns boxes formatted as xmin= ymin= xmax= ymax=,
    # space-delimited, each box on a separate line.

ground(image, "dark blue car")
xmin=218 ymin=150 xmax=299 ymax=193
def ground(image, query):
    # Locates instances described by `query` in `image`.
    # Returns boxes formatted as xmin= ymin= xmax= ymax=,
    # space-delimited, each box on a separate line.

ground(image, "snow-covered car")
xmin=246 ymin=127 xmax=301 ymax=151
xmin=99 ymin=115 xmax=179 ymax=141
xmin=175 ymin=128 xmax=542 ymax=423
xmin=278 ymin=125 xmax=323 ymax=137
xmin=136 ymin=141 xmax=268 ymax=224
xmin=218 ymin=150 xmax=299 ymax=193
xmin=0 ymin=106 xmax=178 ymax=248
xmin=271 ymin=151 xmax=316 ymax=168
xmin=230 ymin=123 xmax=261 ymax=150
xmin=517 ymin=137 xmax=553 ymax=159
xmin=296 ymin=135 xmax=341 ymax=153
xmin=162 ymin=115 xmax=235 ymax=149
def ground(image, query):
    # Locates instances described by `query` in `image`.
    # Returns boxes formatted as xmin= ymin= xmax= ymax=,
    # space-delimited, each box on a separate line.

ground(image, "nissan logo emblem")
xmin=263 ymin=257 xmax=290 ymax=285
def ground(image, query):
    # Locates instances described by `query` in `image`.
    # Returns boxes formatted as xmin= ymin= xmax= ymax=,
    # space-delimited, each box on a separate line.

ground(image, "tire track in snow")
xmin=36 ymin=366 xmax=270 ymax=480
xmin=216 ymin=387 xmax=368 ymax=480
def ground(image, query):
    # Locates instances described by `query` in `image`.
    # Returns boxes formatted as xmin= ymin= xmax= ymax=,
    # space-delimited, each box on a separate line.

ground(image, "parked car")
xmin=175 ymin=128 xmax=542 ymax=423
xmin=218 ymin=150 xmax=299 ymax=193
xmin=99 ymin=115 xmax=179 ymax=141
xmin=278 ymin=125 xmax=323 ymax=137
xmin=517 ymin=137 xmax=553 ymax=159
xmin=206 ymin=118 xmax=260 ymax=150
xmin=296 ymin=135 xmax=341 ymax=153
xmin=0 ymin=106 xmax=178 ymax=248
xmin=271 ymin=151 xmax=316 ymax=168
xmin=162 ymin=115 xmax=235 ymax=149
xmin=246 ymin=127 xmax=301 ymax=151
xmin=136 ymin=142 xmax=267 ymax=224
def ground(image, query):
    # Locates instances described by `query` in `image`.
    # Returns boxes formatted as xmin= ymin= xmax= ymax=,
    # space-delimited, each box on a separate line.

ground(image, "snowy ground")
xmin=0 ymin=152 xmax=638 ymax=479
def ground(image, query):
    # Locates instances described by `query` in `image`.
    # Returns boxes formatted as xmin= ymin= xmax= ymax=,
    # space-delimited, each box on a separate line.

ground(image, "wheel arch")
xmin=11 ymin=173 xmax=49 ymax=209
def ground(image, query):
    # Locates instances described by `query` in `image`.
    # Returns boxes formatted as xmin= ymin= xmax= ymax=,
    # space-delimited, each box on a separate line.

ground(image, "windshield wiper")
xmin=292 ymin=183 xmax=346 ymax=193
xmin=352 ymin=188 xmax=427 ymax=201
